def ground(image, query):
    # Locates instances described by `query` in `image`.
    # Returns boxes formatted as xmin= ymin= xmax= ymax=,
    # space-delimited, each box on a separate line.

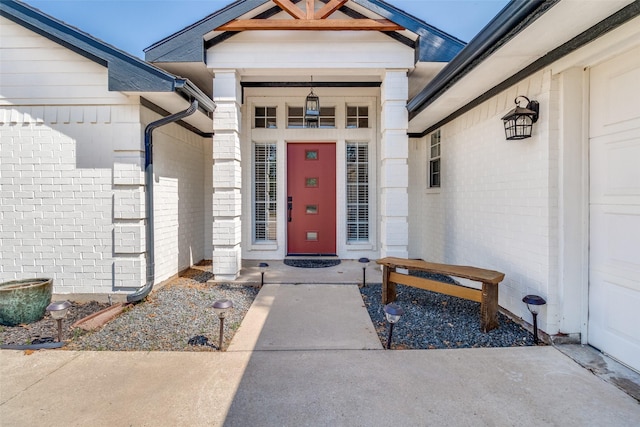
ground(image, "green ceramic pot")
xmin=0 ymin=278 xmax=53 ymax=326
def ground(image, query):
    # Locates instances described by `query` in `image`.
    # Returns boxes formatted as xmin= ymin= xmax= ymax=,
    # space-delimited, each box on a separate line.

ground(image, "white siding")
xmin=143 ymin=108 xmax=208 ymax=283
xmin=207 ymin=30 xmax=413 ymax=70
xmin=408 ymin=70 xmax=559 ymax=333
xmin=0 ymin=17 xmax=130 ymax=105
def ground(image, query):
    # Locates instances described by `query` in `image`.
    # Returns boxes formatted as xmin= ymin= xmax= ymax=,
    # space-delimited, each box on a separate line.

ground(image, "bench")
xmin=376 ymin=257 xmax=505 ymax=332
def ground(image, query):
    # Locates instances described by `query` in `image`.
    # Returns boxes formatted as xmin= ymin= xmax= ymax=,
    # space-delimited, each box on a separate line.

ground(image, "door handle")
xmin=288 ymin=196 xmax=293 ymax=222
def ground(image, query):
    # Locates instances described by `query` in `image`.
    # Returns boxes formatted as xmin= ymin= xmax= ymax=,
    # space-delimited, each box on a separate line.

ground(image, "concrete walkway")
xmin=2 ymin=261 xmax=640 ymax=426
xmin=2 ymin=347 xmax=639 ymax=426
xmin=228 ymin=284 xmax=382 ymax=351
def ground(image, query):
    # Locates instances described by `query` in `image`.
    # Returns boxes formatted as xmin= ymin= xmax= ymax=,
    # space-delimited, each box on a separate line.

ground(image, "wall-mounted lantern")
xmin=501 ymin=96 xmax=539 ymax=140
xmin=305 ymin=78 xmax=320 ymax=128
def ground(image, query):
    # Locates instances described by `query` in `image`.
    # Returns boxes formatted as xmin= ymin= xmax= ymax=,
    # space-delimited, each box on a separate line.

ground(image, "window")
xmin=287 ymin=106 xmax=304 ymax=128
xmin=346 ymin=106 xmax=369 ymax=128
xmin=429 ymin=130 xmax=441 ymax=188
xmin=254 ymin=143 xmax=277 ymax=242
xmin=318 ymin=107 xmax=335 ymax=128
xmin=346 ymin=142 xmax=369 ymax=242
xmin=254 ymin=107 xmax=277 ymax=128
xmin=287 ymin=106 xmax=336 ymax=128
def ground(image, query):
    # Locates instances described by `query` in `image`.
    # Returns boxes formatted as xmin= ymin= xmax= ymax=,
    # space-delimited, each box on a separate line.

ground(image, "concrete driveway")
xmin=2 ymin=261 xmax=639 ymax=425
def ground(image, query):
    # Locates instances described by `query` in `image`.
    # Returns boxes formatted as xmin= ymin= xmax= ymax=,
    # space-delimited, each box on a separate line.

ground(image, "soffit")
xmin=408 ymin=0 xmax=635 ymax=134
xmin=136 ymin=92 xmax=213 ymax=133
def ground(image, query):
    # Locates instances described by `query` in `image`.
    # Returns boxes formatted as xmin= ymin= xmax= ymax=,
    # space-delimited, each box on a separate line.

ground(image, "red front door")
xmin=287 ymin=143 xmax=336 ymax=255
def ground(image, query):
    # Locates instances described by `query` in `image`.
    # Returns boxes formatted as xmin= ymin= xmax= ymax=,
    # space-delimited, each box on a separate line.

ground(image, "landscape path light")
xmin=46 ymin=300 xmax=71 ymax=342
xmin=212 ymin=299 xmax=233 ymax=351
xmin=358 ymin=257 xmax=370 ymax=287
xmin=383 ymin=302 xmax=404 ymax=350
xmin=258 ymin=262 xmax=269 ymax=288
xmin=522 ymin=295 xmax=546 ymax=344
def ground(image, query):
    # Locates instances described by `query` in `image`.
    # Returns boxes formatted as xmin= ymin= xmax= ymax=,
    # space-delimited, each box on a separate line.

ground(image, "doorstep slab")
xmin=228 ymin=284 xmax=383 ymax=351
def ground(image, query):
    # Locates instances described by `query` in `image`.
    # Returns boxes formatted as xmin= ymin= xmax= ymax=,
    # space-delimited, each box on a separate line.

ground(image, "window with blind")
xmin=346 ymin=142 xmax=369 ymax=242
xmin=254 ymin=143 xmax=277 ymax=242
xmin=429 ymin=130 xmax=441 ymax=188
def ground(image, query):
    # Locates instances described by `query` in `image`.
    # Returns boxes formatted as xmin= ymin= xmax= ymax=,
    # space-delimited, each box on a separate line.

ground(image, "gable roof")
xmin=0 ymin=0 xmax=215 ymax=114
xmin=145 ymin=0 xmax=465 ymax=64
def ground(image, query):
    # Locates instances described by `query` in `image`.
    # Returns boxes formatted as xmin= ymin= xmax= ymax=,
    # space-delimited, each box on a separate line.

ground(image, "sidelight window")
xmin=346 ymin=142 xmax=369 ymax=242
xmin=254 ymin=143 xmax=277 ymax=242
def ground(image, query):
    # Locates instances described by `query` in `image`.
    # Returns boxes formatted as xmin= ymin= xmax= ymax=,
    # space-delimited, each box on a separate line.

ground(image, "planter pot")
xmin=0 ymin=278 xmax=53 ymax=326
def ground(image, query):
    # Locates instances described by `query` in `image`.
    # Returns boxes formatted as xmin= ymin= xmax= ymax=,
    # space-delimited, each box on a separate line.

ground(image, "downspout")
xmin=127 ymin=99 xmax=199 ymax=303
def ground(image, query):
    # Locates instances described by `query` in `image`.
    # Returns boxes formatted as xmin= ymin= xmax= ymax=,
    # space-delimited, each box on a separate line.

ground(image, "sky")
xmin=23 ymin=0 xmax=510 ymax=59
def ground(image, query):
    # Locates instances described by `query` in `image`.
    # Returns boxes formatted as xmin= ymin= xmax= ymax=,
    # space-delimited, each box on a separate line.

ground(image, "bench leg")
xmin=381 ymin=266 xmax=396 ymax=304
xmin=481 ymin=282 xmax=499 ymax=332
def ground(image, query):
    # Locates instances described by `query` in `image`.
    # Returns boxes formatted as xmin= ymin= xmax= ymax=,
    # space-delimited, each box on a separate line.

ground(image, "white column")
xmin=380 ymin=70 xmax=409 ymax=259
xmin=557 ymin=67 xmax=588 ymax=340
xmin=112 ymin=106 xmax=146 ymax=289
xmin=212 ymin=70 xmax=242 ymax=279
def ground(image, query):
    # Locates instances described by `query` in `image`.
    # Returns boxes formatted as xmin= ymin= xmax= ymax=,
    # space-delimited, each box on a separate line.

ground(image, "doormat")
xmin=284 ymin=259 xmax=341 ymax=268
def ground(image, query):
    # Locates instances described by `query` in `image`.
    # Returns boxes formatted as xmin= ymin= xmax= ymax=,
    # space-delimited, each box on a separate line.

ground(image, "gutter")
xmin=126 ymin=99 xmax=201 ymax=303
xmin=407 ymin=0 xmax=556 ymax=119
xmin=125 ymin=74 xmax=215 ymax=303
xmin=175 ymin=79 xmax=216 ymax=116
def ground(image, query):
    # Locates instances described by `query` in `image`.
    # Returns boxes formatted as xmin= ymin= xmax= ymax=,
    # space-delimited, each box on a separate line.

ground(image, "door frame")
xmin=242 ymin=92 xmax=379 ymax=261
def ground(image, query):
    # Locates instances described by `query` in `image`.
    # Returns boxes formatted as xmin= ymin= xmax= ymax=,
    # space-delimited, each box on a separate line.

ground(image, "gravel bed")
xmin=3 ymin=267 xmax=534 ymax=352
xmin=69 ymin=269 xmax=258 ymax=351
xmin=1 ymin=301 xmax=110 ymax=346
xmin=360 ymin=272 xmax=536 ymax=350
xmin=1 ymin=265 xmax=258 ymax=351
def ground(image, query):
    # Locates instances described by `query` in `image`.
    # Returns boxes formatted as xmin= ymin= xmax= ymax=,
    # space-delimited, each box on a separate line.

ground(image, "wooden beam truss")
xmin=216 ymin=0 xmax=403 ymax=31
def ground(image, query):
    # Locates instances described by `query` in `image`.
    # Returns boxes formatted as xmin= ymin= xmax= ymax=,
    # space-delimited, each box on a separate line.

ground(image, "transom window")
xmin=287 ymin=106 xmax=336 ymax=128
xmin=254 ymin=107 xmax=277 ymax=129
xmin=429 ymin=130 xmax=441 ymax=188
xmin=254 ymin=143 xmax=277 ymax=242
xmin=346 ymin=142 xmax=369 ymax=242
xmin=346 ymin=106 xmax=369 ymax=128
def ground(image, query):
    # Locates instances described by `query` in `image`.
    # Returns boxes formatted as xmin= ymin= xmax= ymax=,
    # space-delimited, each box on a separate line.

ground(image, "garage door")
xmin=588 ymin=45 xmax=640 ymax=372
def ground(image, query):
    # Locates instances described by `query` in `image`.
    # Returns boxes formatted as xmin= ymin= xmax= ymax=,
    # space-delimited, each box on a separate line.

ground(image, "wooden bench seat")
xmin=376 ymin=257 xmax=505 ymax=332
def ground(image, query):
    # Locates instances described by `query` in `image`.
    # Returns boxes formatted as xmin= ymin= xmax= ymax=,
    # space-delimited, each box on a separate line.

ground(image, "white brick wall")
xmin=143 ymin=107 xmax=208 ymax=284
xmin=0 ymin=106 xmax=140 ymax=294
xmin=408 ymin=69 xmax=560 ymax=333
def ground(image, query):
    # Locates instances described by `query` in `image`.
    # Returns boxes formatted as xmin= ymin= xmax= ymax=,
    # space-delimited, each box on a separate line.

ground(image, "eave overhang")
xmin=407 ymin=0 xmax=640 ymax=136
xmin=1 ymin=0 xmax=215 ymax=131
